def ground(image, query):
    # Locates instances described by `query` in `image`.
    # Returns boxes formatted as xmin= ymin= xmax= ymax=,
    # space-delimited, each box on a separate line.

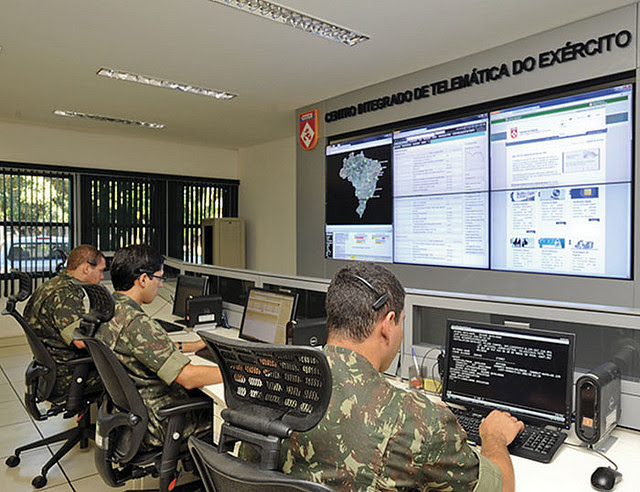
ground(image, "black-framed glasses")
xmin=140 ymin=270 xmax=167 ymax=282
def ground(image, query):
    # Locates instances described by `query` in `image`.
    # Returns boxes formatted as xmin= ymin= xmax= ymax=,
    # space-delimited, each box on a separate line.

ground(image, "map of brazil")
xmin=339 ymin=151 xmax=385 ymax=218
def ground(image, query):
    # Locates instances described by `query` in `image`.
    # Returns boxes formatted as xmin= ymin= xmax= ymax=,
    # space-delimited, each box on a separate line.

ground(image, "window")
xmin=80 ymin=175 xmax=166 ymax=253
xmin=0 ymin=166 xmax=73 ymax=294
xmin=168 ymin=179 xmax=239 ymax=263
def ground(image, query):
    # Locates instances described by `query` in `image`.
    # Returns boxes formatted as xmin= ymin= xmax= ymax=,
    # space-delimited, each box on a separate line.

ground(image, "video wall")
xmin=325 ymin=81 xmax=633 ymax=279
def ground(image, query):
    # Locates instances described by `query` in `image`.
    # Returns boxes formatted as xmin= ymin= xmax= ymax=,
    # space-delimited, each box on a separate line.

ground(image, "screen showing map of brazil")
xmin=325 ymin=132 xmax=393 ymax=263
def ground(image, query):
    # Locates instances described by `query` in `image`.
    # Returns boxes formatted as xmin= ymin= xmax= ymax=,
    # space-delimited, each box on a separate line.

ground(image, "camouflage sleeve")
xmin=124 ymin=316 xmax=190 ymax=385
xmin=384 ymin=392 xmax=485 ymax=491
xmin=48 ymin=288 xmax=85 ymax=346
xmin=472 ymin=450 xmax=502 ymax=492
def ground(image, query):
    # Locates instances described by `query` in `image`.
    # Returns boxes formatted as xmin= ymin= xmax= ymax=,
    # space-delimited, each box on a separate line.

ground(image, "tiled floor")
xmin=0 ymin=337 xmax=103 ymax=491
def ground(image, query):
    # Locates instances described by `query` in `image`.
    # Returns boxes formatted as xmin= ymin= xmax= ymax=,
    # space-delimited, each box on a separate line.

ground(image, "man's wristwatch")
xmin=177 ymin=341 xmax=183 ymax=351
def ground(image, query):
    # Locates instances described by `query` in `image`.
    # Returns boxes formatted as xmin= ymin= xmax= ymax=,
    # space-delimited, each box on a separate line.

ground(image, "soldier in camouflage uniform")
xmin=24 ymin=245 xmax=106 ymax=402
xmin=96 ymin=245 xmax=221 ymax=450
xmin=281 ymin=262 xmax=524 ymax=492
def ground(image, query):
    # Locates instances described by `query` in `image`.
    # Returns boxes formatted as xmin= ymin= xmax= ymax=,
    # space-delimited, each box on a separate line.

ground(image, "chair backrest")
xmin=2 ymin=270 xmax=57 ymax=405
xmin=82 ymin=336 xmax=149 ymax=465
xmin=188 ymin=435 xmax=333 ymax=492
xmin=198 ymin=332 xmax=332 ymax=472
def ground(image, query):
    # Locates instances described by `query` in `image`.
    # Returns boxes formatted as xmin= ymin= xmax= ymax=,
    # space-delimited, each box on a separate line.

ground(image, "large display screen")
xmin=324 ymin=81 xmax=634 ymax=279
xmin=490 ymin=84 xmax=633 ymax=278
xmin=325 ymin=133 xmax=393 ymax=262
xmin=393 ymin=114 xmax=489 ymax=268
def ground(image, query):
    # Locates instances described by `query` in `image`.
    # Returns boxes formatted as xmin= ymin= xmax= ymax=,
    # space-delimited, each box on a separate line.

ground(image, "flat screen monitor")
xmin=172 ymin=274 xmax=208 ymax=319
xmin=490 ymin=83 xmax=633 ymax=278
xmin=442 ymin=319 xmax=575 ymax=429
xmin=239 ymin=288 xmax=299 ymax=345
xmin=393 ymin=113 xmax=490 ymax=268
xmin=325 ymin=132 xmax=393 ymax=263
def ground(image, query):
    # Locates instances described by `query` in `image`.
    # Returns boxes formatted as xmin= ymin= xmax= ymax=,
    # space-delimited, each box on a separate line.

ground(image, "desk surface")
xmin=166 ymin=314 xmax=640 ymax=491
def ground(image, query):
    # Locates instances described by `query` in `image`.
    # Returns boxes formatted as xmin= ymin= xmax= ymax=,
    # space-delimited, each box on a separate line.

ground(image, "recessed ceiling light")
xmin=53 ymin=110 xmax=164 ymax=129
xmin=209 ymin=0 xmax=369 ymax=46
xmin=97 ymin=67 xmax=237 ymax=100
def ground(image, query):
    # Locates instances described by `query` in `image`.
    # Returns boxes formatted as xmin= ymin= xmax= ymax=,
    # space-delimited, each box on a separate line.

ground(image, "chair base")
xmin=4 ymin=408 xmax=94 ymax=489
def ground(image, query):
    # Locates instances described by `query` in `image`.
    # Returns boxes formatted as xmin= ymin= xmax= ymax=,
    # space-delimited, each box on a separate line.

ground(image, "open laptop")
xmin=441 ymin=319 xmax=575 ymax=463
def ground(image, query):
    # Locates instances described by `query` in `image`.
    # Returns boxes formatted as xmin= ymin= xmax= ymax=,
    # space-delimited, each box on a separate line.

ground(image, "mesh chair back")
xmin=199 ymin=332 xmax=331 ymax=435
xmin=2 ymin=270 xmax=57 ymax=403
xmin=83 ymin=337 xmax=148 ymax=463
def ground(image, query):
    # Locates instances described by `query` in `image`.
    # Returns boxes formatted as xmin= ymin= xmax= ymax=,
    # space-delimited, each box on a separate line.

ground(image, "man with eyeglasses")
xmin=24 ymin=244 xmax=107 ymax=401
xmin=96 ymin=244 xmax=221 ymax=450
xmin=280 ymin=262 xmax=523 ymax=492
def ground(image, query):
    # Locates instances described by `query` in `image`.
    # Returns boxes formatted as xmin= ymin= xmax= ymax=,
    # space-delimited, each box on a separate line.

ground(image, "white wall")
xmin=0 ymin=118 xmax=238 ymax=178
xmin=239 ymin=135 xmax=297 ymax=275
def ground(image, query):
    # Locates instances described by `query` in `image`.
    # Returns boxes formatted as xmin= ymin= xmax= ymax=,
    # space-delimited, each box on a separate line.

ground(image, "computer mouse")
xmin=590 ymin=467 xmax=622 ymax=490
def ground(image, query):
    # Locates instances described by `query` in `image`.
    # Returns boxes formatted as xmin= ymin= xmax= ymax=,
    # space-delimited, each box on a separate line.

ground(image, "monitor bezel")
xmin=442 ymin=319 xmax=575 ymax=429
xmin=171 ymin=274 xmax=208 ymax=319
xmin=238 ymin=287 xmax=299 ymax=344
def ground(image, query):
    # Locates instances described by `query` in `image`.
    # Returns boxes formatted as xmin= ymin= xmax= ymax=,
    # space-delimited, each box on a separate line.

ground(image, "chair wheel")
xmin=32 ymin=475 xmax=47 ymax=489
xmin=5 ymin=455 xmax=20 ymax=467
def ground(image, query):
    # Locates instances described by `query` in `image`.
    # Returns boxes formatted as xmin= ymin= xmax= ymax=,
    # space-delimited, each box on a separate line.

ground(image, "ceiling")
xmin=0 ymin=0 xmax=635 ymax=149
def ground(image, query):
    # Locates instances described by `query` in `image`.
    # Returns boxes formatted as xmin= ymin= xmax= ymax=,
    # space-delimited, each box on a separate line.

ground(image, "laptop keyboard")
xmin=449 ymin=407 xmax=566 ymax=463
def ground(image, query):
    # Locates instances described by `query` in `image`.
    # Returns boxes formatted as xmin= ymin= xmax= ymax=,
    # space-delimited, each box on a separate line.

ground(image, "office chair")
xmin=77 ymin=282 xmax=212 ymax=492
xmin=189 ymin=332 xmax=333 ymax=492
xmin=2 ymin=270 xmax=98 ymax=489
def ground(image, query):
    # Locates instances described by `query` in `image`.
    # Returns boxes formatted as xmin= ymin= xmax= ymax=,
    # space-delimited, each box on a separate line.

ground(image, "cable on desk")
xmin=419 ymin=346 xmax=444 ymax=395
xmin=563 ymin=441 xmax=620 ymax=470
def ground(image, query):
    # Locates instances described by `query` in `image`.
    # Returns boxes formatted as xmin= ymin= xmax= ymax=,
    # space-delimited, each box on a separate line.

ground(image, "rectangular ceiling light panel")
xmin=209 ymin=0 xmax=369 ymax=46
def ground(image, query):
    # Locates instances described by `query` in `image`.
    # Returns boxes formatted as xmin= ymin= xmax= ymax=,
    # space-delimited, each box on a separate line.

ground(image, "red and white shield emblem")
xmin=299 ymin=110 xmax=319 ymax=151
xmin=510 ymin=127 xmax=518 ymax=139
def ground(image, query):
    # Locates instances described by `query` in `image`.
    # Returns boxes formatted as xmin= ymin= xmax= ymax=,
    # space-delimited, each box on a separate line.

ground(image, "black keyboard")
xmin=155 ymin=318 xmax=185 ymax=333
xmin=449 ymin=407 xmax=566 ymax=463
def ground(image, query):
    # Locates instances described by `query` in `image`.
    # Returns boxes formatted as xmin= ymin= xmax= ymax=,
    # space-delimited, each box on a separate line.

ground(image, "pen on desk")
xmin=410 ymin=347 xmax=422 ymax=389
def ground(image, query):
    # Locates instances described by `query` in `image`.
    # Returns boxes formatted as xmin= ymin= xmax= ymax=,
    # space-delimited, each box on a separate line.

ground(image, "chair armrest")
xmin=157 ymin=397 xmax=211 ymax=418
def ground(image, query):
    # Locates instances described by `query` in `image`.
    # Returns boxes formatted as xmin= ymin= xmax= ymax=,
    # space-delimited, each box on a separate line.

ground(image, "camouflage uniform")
xmin=23 ymin=271 xmax=101 ymax=402
xmin=96 ymin=292 xmax=212 ymax=449
xmin=281 ymin=345 xmax=502 ymax=492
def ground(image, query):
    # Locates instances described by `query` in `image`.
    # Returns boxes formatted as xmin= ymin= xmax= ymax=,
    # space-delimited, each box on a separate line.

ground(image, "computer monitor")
xmin=172 ymin=274 xmax=208 ymax=319
xmin=442 ymin=319 xmax=575 ymax=429
xmin=239 ymin=288 xmax=299 ymax=345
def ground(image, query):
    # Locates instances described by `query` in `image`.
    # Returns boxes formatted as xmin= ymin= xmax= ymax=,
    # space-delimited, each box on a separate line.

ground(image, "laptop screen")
xmin=239 ymin=288 xmax=298 ymax=345
xmin=442 ymin=319 xmax=575 ymax=429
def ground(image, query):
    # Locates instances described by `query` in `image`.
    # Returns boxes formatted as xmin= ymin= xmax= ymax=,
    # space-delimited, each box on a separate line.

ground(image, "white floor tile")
xmin=52 ymin=441 xmax=96 ymax=482
xmin=0 ymin=446 xmax=67 ymax=490
xmin=0 ymin=399 xmax=31 ymax=426
xmin=0 ymin=421 xmax=42 ymax=459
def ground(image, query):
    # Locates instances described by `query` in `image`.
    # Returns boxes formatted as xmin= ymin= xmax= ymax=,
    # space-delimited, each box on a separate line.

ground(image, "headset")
xmin=352 ymin=274 xmax=389 ymax=311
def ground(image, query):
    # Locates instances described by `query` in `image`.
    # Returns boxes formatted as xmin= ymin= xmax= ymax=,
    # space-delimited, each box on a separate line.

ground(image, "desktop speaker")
xmin=575 ymin=361 xmax=621 ymax=445
xmin=186 ymin=295 xmax=223 ymax=328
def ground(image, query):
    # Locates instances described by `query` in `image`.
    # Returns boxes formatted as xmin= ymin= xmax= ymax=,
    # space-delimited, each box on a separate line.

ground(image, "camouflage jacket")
xmin=281 ymin=345 xmax=502 ymax=492
xmin=23 ymin=271 xmax=89 ymax=399
xmin=96 ymin=292 xmax=193 ymax=448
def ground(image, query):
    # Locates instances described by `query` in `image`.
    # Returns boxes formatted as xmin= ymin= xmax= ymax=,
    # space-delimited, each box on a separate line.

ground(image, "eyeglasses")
xmin=140 ymin=270 xmax=167 ymax=282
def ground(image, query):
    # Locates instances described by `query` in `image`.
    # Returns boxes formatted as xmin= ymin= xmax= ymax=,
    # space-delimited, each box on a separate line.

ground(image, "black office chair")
xmin=189 ymin=332 xmax=333 ymax=492
xmin=77 ymin=283 xmax=212 ymax=492
xmin=2 ymin=270 xmax=98 ymax=489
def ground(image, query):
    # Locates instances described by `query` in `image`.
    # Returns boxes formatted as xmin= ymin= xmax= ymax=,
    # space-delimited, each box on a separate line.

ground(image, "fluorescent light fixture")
xmin=53 ymin=110 xmax=165 ymax=129
xmin=97 ymin=67 xmax=237 ymax=100
xmin=209 ymin=0 xmax=369 ymax=46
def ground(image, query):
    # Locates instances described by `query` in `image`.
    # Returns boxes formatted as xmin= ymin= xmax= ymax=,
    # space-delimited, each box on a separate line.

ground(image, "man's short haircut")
xmin=110 ymin=245 xmax=164 ymax=291
xmin=326 ymin=262 xmax=405 ymax=343
xmin=67 ymin=245 xmax=105 ymax=271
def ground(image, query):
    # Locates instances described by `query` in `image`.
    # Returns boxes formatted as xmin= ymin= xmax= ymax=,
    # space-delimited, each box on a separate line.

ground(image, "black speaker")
xmin=575 ymin=362 xmax=621 ymax=444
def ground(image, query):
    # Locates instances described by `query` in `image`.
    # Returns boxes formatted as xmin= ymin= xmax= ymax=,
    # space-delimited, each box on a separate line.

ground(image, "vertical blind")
xmin=0 ymin=166 xmax=73 ymax=295
xmin=80 ymin=175 xmax=166 ymax=253
xmin=168 ymin=179 xmax=239 ymax=262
